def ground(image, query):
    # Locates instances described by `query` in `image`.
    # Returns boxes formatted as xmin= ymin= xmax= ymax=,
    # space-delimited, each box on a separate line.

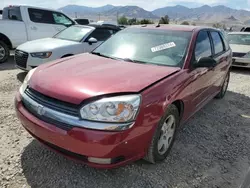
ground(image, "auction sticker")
xmin=151 ymin=42 xmax=176 ymax=52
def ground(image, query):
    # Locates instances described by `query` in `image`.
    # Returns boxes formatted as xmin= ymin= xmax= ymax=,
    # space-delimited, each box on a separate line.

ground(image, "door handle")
xmin=31 ymin=26 xmax=37 ymax=30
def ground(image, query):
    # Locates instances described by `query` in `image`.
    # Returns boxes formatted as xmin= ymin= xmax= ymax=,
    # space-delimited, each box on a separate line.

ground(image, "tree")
xmin=140 ymin=19 xmax=154 ymax=24
xmin=128 ymin=18 xmax=137 ymax=25
xmin=159 ymin=15 xmax=169 ymax=24
xmin=118 ymin=16 xmax=128 ymax=25
xmin=192 ymin=22 xmax=196 ymax=26
xmin=181 ymin=21 xmax=189 ymax=25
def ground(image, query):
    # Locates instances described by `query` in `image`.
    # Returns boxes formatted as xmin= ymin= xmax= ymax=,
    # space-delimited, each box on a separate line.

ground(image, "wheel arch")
xmin=0 ymin=33 xmax=12 ymax=49
xmin=171 ymin=100 xmax=184 ymax=121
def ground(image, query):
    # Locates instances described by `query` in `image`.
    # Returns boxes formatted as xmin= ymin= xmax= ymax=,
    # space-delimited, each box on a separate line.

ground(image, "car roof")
xmin=6 ymin=5 xmax=63 ymax=12
xmin=130 ymin=24 xmax=213 ymax=32
xmin=70 ymin=25 xmax=95 ymax=30
xmin=88 ymin=24 xmax=121 ymax=30
xmin=228 ymin=32 xmax=250 ymax=35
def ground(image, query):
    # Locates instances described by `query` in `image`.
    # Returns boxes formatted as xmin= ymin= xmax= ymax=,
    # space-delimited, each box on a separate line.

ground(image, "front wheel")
xmin=0 ymin=41 xmax=10 ymax=64
xmin=215 ymin=72 xmax=230 ymax=99
xmin=144 ymin=104 xmax=179 ymax=163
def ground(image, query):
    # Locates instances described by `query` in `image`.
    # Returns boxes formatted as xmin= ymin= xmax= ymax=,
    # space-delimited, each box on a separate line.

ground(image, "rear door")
xmin=26 ymin=8 xmax=73 ymax=41
xmin=83 ymin=28 xmax=113 ymax=52
xmin=209 ymin=30 xmax=231 ymax=93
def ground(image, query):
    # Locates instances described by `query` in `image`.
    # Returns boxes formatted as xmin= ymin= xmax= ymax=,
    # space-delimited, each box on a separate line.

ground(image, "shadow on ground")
xmin=231 ymin=67 xmax=250 ymax=75
xmin=17 ymin=72 xmax=27 ymax=83
xmin=20 ymin=90 xmax=250 ymax=188
xmin=0 ymin=57 xmax=16 ymax=71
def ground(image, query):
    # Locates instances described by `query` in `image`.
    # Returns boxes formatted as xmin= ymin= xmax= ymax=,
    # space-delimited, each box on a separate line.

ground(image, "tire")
xmin=215 ymin=71 xmax=230 ymax=99
xmin=0 ymin=41 xmax=9 ymax=64
xmin=144 ymin=104 xmax=180 ymax=164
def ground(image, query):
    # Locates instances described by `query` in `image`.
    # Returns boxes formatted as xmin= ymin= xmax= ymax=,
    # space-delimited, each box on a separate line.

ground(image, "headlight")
xmin=19 ymin=68 xmax=37 ymax=95
xmin=244 ymin=52 xmax=250 ymax=58
xmin=80 ymin=95 xmax=141 ymax=123
xmin=31 ymin=52 xmax=52 ymax=59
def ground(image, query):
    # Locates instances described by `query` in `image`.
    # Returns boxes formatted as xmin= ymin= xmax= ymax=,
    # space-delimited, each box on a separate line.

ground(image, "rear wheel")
xmin=0 ymin=41 xmax=9 ymax=64
xmin=144 ymin=104 xmax=179 ymax=163
xmin=215 ymin=72 xmax=230 ymax=99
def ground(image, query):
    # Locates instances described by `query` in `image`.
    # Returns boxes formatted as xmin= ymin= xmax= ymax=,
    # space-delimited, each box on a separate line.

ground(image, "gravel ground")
xmin=0 ymin=57 xmax=250 ymax=188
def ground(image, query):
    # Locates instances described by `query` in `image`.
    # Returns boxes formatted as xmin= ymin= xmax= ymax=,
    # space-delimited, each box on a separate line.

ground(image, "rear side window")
xmin=195 ymin=31 xmax=212 ymax=60
xmin=28 ymin=8 xmax=54 ymax=24
xmin=86 ymin=28 xmax=112 ymax=41
xmin=211 ymin=31 xmax=224 ymax=55
xmin=2 ymin=7 xmax=22 ymax=21
xmin=220 ymin=31 xmax=230 ymax=51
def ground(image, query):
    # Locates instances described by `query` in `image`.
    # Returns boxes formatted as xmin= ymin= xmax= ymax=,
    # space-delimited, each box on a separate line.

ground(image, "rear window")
xmin=2 ymin=7 xmax=22 ymax=21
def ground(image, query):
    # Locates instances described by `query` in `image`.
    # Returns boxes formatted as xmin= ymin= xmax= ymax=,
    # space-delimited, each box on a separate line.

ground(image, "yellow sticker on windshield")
xmin=151 ymin=42 xmax=176 ymax=52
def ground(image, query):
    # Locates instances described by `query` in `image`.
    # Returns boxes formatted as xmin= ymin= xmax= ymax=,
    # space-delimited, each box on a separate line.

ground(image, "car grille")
xmin=24 ymin=87 xmax=79 ymax=117
xmin=232 ymin=52 xmax=246 ymax=58
xmin=15 ymin=50 xmax=29 ymax=68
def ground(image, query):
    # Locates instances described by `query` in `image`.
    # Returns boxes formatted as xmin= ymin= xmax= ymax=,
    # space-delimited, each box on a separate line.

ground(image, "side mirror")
xmin=88 ymin=37 xmax=98 ymax=45
xmin=194 ymin=57 xmax=217 ymax=68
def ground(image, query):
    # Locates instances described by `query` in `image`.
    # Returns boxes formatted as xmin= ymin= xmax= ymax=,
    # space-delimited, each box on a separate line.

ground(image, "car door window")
xmin=52 ymin=12 xmax=73 ymax=26
xmin=28 ymin=8 xmax=54 ymax=24
xmin=86 ymin=28 xmax=112 ymax=41
xmin=3 ymin=7 xmax=22 ymax=21
xmin=211 ymin=31 xmax=224 ymax=55
xmin=195 ymin=31 xmax=212 ymax=61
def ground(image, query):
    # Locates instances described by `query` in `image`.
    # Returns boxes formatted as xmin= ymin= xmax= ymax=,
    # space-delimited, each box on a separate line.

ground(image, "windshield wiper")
xmin=91 ymin=52 xmax=112 ymax=59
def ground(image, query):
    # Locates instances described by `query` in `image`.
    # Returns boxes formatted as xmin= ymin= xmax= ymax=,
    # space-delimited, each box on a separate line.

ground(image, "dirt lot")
xmin=0 ymin=57 xmax=250 ymax=188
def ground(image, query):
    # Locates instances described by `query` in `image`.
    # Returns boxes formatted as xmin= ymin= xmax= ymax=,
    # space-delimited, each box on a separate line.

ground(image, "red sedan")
xmin=15 ymin=25 xmax=232 ymax=168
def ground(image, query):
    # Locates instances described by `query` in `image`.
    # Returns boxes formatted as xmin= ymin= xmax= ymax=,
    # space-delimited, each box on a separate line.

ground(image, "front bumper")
xmin=15 ymin=93 xmax=148 ymax=168
xmin=15 ymin=49 xmax=55 ymax=71
xmin=232 ymin=57 xmax=250 ymax=68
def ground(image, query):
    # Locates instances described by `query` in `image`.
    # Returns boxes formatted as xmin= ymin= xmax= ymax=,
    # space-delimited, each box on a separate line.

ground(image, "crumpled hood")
xmin=29 ymin=53 xmax=180 ymax=104
xmin=17 ymin=38 xmax=80 ymax=53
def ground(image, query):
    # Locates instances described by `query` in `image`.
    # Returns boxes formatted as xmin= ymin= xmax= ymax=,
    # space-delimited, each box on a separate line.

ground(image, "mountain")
xmin=103 ymin=6 xmax=158 ymax=19
xmin=152 ymin=5 xmax=250 ymax=23
xmin=58 ymin=4 xmax=117 ymax=15
xmin=59 ymin=5 xmax=158 ymax=19
xmin=59 ymin=4 xmax=250 ymax=23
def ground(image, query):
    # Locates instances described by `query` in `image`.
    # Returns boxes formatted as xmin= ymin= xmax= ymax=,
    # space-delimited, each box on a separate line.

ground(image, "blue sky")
xmin=1 ymin=0 xmax=250 ymax=11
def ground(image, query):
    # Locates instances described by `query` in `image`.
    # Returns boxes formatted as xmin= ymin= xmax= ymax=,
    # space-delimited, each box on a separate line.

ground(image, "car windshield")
xmin=54 ymin=26 xmax=92 ymax=42
xmin=93 ymin=28 xmax=192 ymax=67
xmin=228 ymin=34 xmax=250 ymax=45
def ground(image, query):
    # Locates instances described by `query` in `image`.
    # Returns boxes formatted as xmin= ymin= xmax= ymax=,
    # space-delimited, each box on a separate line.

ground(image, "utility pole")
xmin=98 ymin=13 xmax=101 ymax=21
xmin=75 ymin=12 xmax=77 ymax=18
xmin=117 ymin=11 xmax=119 ymax=23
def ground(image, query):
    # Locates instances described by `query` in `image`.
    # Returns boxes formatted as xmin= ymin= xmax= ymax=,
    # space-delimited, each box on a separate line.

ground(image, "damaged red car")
xmin=15 ymin=25 xmax=232 ymax=168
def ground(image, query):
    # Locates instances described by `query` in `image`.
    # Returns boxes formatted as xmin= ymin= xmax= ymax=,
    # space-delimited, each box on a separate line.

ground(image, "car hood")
xmin=230 ymin=44 xmax=250 ymax=53
xmin=29 ymin=53 xmax=180 ymax=104
xmin=17 ymin=38 xmax=80 ymax=53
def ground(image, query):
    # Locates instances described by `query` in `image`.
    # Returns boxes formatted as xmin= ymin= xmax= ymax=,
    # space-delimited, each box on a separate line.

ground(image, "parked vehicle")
xmin=74 ymin=18 xmax=89 ymax=25
xmin=15 ymin=25 xmax=232 ymax=168
xmin=241 ymin=27 xmax=250 ymax=32
xmin=0 ymin=5 xmax=76 ymax=63
xmin=15 ymin=24 xmax=120 ymax=71
xmin=228 ymin=32 xmax=250 ymax=68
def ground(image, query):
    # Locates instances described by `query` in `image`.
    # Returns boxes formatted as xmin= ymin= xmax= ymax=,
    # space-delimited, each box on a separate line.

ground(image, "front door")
xmin=27 ymin=8 xmax=73 ymax=41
